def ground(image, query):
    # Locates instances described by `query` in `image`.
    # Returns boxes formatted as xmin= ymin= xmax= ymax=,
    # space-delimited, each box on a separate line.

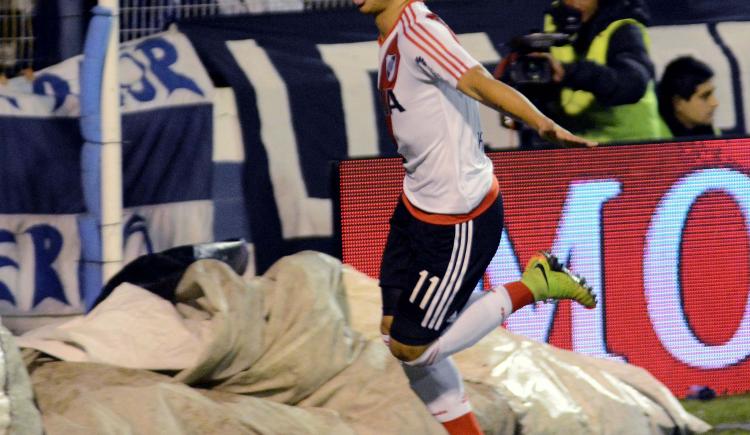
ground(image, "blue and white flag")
xmin=0 ymin=29 xmax=215 ymax=316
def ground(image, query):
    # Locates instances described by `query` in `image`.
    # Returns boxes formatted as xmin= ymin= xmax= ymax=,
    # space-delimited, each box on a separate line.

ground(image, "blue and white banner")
xmin=0 ymin=30 xmax=215 ymax=317
xmin=4 ymin=28 xmax=213 ymax=116
xmin=179 ymin=4 xmax=750 ymax=273
xmin=0 ymin=203 xmax=212 ymax=316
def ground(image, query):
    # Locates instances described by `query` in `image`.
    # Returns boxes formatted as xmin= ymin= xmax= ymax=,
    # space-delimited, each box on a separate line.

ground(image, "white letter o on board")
xmin=644 ymin=168 xmax=750 ymax=369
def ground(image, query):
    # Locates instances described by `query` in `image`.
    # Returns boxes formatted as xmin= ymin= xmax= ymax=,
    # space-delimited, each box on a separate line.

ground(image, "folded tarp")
xmin=17 ymin=251 xmax=709 ymax=434
xmin=0 ymin=324 xmax=42 ymax=434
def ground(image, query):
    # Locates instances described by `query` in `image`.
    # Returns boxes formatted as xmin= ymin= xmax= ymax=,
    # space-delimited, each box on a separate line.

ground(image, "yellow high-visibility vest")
xmin=545 ymin=16 xmax=665 ymax=142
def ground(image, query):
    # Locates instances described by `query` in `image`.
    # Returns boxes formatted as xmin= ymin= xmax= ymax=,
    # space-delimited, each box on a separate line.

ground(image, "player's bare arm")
xmin=457 ymin=65 xmax=598 ymax=148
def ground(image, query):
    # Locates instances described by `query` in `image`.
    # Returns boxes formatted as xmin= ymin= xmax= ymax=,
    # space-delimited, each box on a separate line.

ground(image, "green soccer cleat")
xmin=520 ymin=251 xmax=597 ymax=309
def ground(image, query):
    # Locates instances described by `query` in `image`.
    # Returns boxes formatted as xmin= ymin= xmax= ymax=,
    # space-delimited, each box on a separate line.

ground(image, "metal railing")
xmin=0 ymin=0 xmax=359 ymax=78
xmin=120 ymin=0 xmax=353 ymax=42
xmin=121 ymin=0 xmax=222 ymax=41
xmin=0 ymin=0 xmax=34 ymax=80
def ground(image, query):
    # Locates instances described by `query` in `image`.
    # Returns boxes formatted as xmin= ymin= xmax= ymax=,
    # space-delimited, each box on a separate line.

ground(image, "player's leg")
xmin=402 ymin=357 xmax=483 ymax=434
xmin=379 ymin=199 xmax=414 ymax=342
xmin=383 ymin=311 xmax=483 ymax=434
xmin=392 ymin=202 xmax=597 ymax=367
xmin=404 ymin=251 xmax=597 ymax=366
xmin=382 ymin=315 xmax=480 ymax=433
xmin=379 ymin=197 xmax=498 ymax=435
xmin=386 ymin=192 xmax=505 ymax=362
xmin=384 ymin=195 xmax=503 ymax=435
xmin=381 ymin=316 xmax=483 ymax=435
xmin=386 ymin=195 xmax=504 ymax=361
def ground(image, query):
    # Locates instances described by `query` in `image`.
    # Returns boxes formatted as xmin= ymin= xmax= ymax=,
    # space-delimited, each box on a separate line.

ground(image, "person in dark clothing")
xmin=534 ymin=0 xmax=663 ymax=142
xmin=657 ymin=56 xmax=719 ymax=138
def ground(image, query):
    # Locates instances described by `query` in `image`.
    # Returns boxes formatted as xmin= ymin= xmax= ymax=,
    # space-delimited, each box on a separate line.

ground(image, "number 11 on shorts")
xmin=409 ymin=270 xmax=441 ymax=309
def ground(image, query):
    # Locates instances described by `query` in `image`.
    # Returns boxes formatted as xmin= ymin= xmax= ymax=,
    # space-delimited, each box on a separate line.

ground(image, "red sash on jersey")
xmin=402 ymin=177 xmax=500 ymax=225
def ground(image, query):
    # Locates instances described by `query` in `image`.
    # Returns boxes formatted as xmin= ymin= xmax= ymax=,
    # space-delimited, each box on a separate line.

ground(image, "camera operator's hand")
xmin=538 ymin=120 xmax=598 ymax=148
xmin=529 ymin=52 xmax=565 ymax=83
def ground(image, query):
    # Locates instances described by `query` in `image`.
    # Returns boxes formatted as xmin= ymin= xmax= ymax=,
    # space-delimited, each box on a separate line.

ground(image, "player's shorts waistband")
xmin=401 ymin=177 xmax=499 ymax=225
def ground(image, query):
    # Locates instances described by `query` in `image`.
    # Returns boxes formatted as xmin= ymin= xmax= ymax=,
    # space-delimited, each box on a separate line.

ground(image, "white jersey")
xmin=377 ymin=0 xmax=494 ymax=215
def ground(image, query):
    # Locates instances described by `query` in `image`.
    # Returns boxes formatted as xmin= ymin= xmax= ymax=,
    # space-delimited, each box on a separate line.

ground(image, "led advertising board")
xmin=338 ymin=139 xmax=750 ymax=397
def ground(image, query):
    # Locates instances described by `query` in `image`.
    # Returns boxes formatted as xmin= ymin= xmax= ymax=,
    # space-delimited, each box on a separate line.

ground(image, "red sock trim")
xmin=505 ymin=281 xmax=535 ymax=312
xmin=442 ymin=412 xmax=484 ymax=435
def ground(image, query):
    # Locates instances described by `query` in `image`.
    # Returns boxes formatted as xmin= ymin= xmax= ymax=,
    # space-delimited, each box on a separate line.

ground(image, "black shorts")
xmin=380 ymin=192 xmax=503 ymax=346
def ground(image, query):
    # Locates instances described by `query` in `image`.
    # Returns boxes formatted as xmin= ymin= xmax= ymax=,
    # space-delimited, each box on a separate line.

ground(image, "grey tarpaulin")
xmin=16 ymin=251 xmax=709 ymax=434
xmin=0 ymin=324 xmax=42 ymax=434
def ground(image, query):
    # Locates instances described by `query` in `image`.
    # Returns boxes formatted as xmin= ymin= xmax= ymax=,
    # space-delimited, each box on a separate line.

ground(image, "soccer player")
xmin=354 ymin=0 xmax=598 ymax=433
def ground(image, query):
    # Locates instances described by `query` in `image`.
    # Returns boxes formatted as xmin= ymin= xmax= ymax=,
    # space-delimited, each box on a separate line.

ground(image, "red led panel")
xmin=338 ymin=139 xmax=750 ymax=398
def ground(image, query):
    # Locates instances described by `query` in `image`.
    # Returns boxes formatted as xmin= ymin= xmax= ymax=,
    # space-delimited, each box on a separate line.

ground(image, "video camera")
xmin=505 ymin=32 xmax=570 ymax=85
xmin=494 ymin=1 xmax=583 ymax=146
xmin=498 ymin=1 xmax=582 ymax=86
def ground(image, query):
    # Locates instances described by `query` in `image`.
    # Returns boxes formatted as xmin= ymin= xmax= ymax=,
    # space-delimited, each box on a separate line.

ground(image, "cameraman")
xmin=532 ymin=0 xmax=663 ymax=143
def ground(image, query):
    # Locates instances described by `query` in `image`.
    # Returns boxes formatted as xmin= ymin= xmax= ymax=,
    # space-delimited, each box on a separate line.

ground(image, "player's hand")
xmin=538 ymin=122 xmax=598 ymax=148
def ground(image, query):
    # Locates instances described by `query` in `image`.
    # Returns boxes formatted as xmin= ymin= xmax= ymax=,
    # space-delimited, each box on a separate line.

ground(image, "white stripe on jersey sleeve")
xmin=399 ymin=4 xmax=480 ymax=88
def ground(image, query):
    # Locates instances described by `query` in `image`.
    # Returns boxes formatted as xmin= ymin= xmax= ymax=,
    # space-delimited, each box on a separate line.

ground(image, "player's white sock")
xmin=401 ymin=356 xmax=471 ymax=423
xmin=406 ymin=285 xmax=513 ymax=366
